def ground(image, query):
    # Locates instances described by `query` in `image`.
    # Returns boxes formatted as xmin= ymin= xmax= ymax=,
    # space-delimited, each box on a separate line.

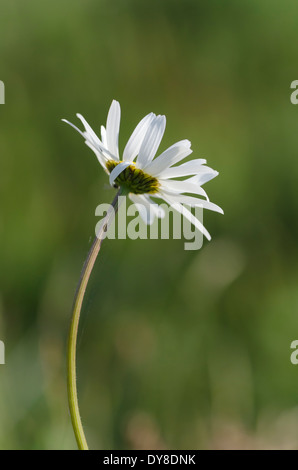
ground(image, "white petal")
xmin=123 ymin=113 xmax=156 ymax=162
xmin=187 ymin=169 xmax=219 ymax=186
xmin=129 ymin=194 xmax=153 ymax=225
xmin=145 ymin=195 xmax=166 ymax=219
xmin=157 ymin=159 xmax=207 ymax=179
xmin=106 ymin=100 xmax=121 ymax=160
xmin=144 ymin=141 xmax=192 ymax=176
xmin=109 ymin=161 xmax=131 ymax=186
xmin=62 ymin=118 xmax=114 ymax=163
xmin=160 ymin=194 xmax=211 ymax=240
xmin=76 ymin=114 xmax=104 ymax=150
xmin=137 ymin=115 xmax=166 ymax=168
xmin=129 ymin=194 xmax=165 ymax=225
xmin=84 ymin=137 xmax=115 ymax=160
xmin=101 ymin=126 xmax=108 ymax=148
xmin=160 ymin=191 xmax=224 ymax=214
xmin=132 ymin=194 xmax=165 ymax=219
xmin=159 ymin=180 xmax=209 ymax=200
xmin=84 ymin=141 xmax=109 ymax=170
xmin=62 ymin=118 xmax=87 ymax=140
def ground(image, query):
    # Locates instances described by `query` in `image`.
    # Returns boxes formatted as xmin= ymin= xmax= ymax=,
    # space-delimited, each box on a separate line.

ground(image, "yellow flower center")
xmin=106 ymin=160 xmax=159 ymax=194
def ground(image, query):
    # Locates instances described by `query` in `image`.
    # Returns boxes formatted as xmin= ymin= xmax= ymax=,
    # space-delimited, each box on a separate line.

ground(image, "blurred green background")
xmin=1 ymin=0 xmax=298 ymax=450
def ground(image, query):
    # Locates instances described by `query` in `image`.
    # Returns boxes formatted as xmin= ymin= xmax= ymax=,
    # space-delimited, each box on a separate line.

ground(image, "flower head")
xmin=63 ymin=100 xmax=223 ymax=240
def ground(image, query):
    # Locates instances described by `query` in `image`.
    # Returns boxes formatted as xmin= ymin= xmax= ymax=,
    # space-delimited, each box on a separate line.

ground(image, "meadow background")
xmin=1 ymin=0 xmax=298 ymax=449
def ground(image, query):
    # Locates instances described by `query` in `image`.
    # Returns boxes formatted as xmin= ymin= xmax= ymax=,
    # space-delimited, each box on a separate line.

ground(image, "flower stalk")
xmin=67 ymin=189 xmax=123 ymax=450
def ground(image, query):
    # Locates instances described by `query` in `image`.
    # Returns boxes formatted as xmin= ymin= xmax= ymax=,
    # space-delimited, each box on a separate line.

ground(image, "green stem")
xmin=67 ymin=189 xmax=123 ymax=450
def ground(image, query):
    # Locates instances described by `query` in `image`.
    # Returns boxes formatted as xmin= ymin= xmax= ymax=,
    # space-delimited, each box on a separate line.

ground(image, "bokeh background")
xmin=1 ymin=0 xmax=298 ymax=450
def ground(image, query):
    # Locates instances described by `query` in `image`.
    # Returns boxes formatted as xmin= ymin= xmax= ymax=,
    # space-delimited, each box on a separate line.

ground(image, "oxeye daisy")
xmin=63 ymin=100 xmax=223 ymax=451
xmin=63 ymin=100 xmax=223 ymax=240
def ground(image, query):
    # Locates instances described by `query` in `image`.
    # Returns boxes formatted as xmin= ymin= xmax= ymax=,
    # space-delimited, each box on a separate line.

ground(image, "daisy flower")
xmin=64 ymin=100 xmax=224 ymax=450
xmin=63 ymin=100 xmax=223 ymax=240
